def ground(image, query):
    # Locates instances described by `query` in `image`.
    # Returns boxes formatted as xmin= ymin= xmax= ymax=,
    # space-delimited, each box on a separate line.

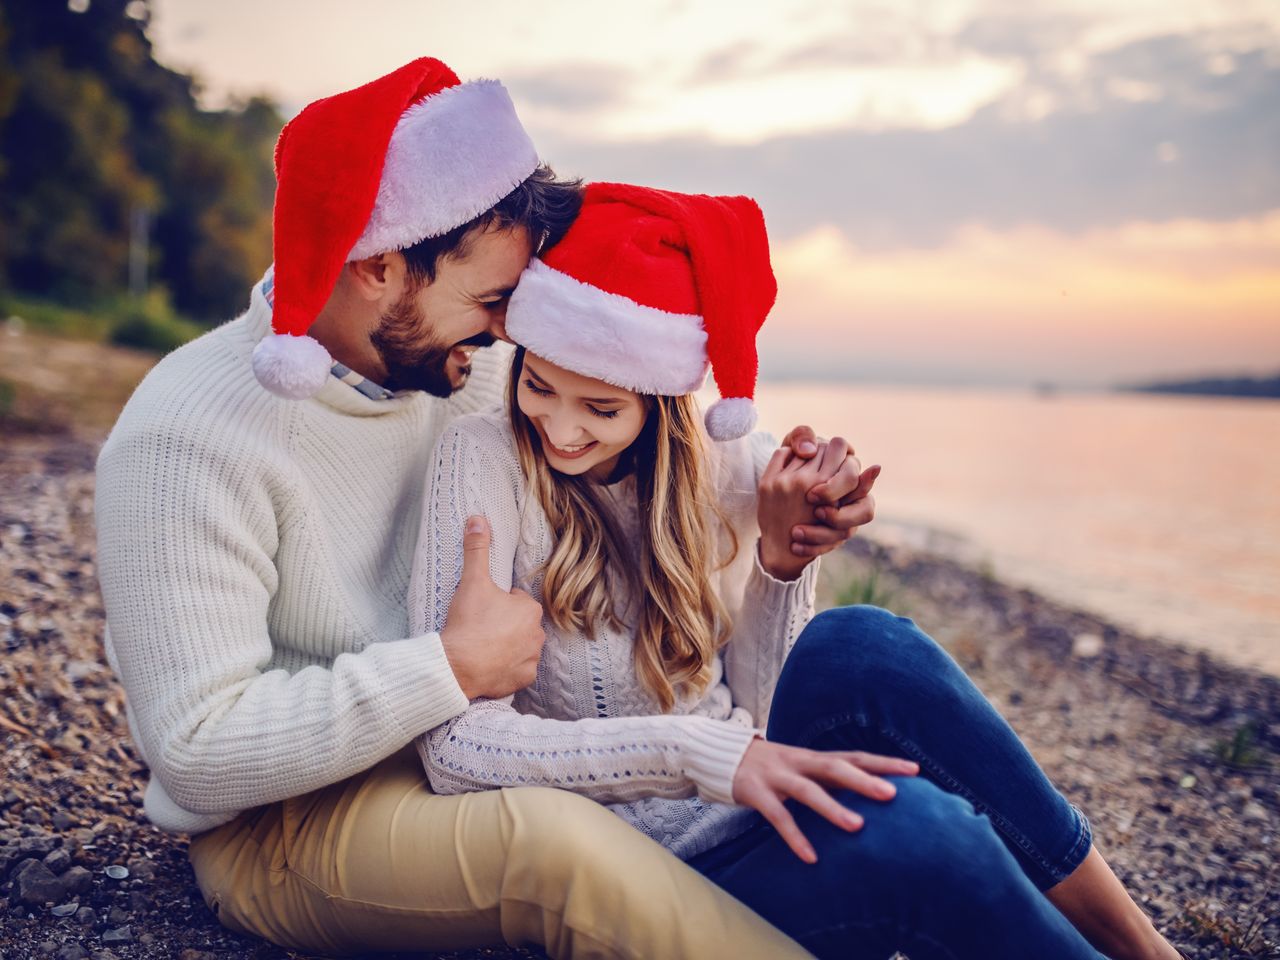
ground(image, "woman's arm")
xmin=721 ymin=431 xmax=820 ymax=726
xmin=410 ymin=417 xmax=757 ymax=805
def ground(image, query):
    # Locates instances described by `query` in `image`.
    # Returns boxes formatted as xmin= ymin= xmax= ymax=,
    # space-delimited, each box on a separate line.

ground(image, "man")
xmin=94 ymin=58 xmax=872 ymax=958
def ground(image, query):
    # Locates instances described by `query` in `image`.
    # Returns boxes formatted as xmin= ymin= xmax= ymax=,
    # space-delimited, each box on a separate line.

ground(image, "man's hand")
xmin=440 ymin=516 xmax=545 ymax=700
xmin=733 ymin=738 xmax=919 ymax=863
xmin=779 ymin=424 xmax=880 ymax=559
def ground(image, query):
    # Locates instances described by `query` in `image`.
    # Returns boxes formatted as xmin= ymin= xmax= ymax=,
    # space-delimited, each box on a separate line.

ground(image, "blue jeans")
xmin=689 ymin=606 xmax=1103 ymax=960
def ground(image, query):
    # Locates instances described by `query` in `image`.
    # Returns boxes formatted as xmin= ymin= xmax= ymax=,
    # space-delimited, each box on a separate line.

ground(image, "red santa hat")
xmin=504 ymin=182 xmax=777 ymax=441
xmin=252 ymin=57 xmax=539 ymax=399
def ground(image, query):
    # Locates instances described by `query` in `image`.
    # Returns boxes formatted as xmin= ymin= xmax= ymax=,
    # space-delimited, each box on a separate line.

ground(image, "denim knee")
xmin=769 ymin=605 xmax=956 ymax=743
xmin=821 ymin=778 xmax=1027 ymax=909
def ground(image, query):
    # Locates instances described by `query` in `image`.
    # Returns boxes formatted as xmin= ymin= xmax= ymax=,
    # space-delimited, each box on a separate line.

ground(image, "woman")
xmin=407 ymin=182 xmax=1180 ymax=960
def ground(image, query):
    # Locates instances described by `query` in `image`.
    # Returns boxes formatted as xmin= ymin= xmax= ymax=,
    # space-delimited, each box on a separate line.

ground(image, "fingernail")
xmin=845 ymin=813 xmax=862 ymax=830
xmin=880 ymin=784 xmax=896 ymax=799
xmin=466 ymin=517 xmax=484 ymax=534
xmin=804 ymin=845 xmax=818 ymax=863
xmin=799 ymin=441 xmax=817 ymax=455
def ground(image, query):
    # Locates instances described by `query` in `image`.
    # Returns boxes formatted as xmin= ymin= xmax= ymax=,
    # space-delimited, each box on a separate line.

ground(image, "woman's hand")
xmin=732 ymin=737 xmax=920 ymax=863
xmin=757 ymin=443 xmax=831 ymax=580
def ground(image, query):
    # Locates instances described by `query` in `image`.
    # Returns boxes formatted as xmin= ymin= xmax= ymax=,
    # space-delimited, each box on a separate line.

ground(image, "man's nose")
xmin=488 ymin=304 xmax=513 ymax=344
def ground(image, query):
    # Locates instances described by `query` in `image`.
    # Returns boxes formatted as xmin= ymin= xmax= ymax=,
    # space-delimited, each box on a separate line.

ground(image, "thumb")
xmin=460 ymin=515 xmax=494 ymax=587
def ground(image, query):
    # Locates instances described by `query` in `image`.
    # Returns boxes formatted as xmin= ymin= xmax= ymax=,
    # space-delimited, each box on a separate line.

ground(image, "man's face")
xmin=371 ymin=224 xmax=533 ymax=396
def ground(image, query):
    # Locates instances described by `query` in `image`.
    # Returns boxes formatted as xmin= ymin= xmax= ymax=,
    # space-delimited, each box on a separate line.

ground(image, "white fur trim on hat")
xmin=252 ymin=333 xmax=333 ymax=400
xmin=506 ymin=259 xmax=710 ymax=395
xmin=704 ymin=396 xmax=757 ymax=441
xmin=348 ymin=80 xmax=539 ymax=259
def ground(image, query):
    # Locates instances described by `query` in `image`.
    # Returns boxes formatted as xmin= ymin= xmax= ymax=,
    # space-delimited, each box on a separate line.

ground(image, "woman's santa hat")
xmin=252 ymin=57 xmax=539 ymax=399
xmin=505 ymin=182 xmax=777 ymax=441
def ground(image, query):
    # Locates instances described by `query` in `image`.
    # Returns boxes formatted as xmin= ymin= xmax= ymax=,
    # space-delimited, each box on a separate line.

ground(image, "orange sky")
xmin=147 ymin=0 xmax=1280 ymax=386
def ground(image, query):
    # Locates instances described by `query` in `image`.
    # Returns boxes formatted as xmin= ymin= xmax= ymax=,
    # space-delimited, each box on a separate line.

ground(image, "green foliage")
xmin=835 ymin=565 xmax=900 ymax=610
xmin=1213 ymin=721 xmax=1270 ymax=770
xmin=0 ymin=0 xmax=281 ymax=321
xmin=2 ymin=289 xmax=202 ymax=354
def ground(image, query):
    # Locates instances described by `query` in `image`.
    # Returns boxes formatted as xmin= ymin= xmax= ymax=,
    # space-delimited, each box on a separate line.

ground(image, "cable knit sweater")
xmin=410 ymin=411 xmax=818 ymax=859
xmin=94 ymin=274 xmax=512 ymax=835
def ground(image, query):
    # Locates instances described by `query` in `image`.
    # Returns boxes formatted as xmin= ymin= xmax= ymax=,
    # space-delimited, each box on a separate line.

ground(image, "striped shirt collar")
xmin=261 ymin=272 xmax=394 ymax=401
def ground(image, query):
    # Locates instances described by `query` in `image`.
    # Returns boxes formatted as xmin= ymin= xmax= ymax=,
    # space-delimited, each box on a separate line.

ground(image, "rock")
xmin=124 ymin=857 xmax=154 ymax=881
xmin=17 ymin=834 xmax=58 ymax=859
xmin=49 ymin=901 xmax=79 ymax=917
xmin=127 ymin=890 xmax=148 ymax=912
xmin=13 ymin=859 xmax=66 ymax=907
xmin=1072 ymin=632 xmax=1104 ymax=658
xmin=74 ymin=905 xmax=96 ymax=925
xmin=23 ymin=806 xmax=49 ymax=824
xmin=92 ymin=951 xmax=120 ymax=960
xmin=51 ymin=810 xmax=76 ymax=831
xmin=60 ymin=865 xmax=92 ymax=896
xmin=1242 ymin=802 xmax=1269 ymax=822
xmin=42 ymin=847 xmax=71 ymax=876
xmin=101 ymin=925 xmax=131 ymax=944
xmin=55 ymin=945 xmax=89 ymax=960
xmin=106 ymin=905 xmax=129 ymax=925
xmin=0 ymin=843 xmax=23 ymax=876
xmin=39 ymin=940 xmax=58 ymax=955
xmin=179 ymin=951 xmax=218 ymax=960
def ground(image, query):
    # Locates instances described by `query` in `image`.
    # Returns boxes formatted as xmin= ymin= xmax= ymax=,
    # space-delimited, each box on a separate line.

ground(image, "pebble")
xmin=1071 ymin=632 xmax=1104 ymax=658
xmin=49 ymin=901 xmax=78 ymax=917
xmin=1242 ymin=801 xmax=1269 ymax=822
xmin=13 ymin=859 xmax=66 ymax=907
xmin=60 ymin=865 xmax=92 ymax=896
xmin=101 ymin=925 xmax=132 ymax=944
xmin=106 ymin=905 xmax=129 ymax=925
xmin=42 ymin=848 xmax=71 ymax=876
xmin=75 ymin=906 xmax=96 ymax=925
xmin=50 ymin=810 xmax=76 ymax=831
xmin=55 ymin=945 xmax=88 ymax=960
xmin=102 ymin=865 xmax=128 ymax=880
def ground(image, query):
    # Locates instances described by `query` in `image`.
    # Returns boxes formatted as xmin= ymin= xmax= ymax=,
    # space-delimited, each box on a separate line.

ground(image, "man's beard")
xmin=369 ymin=291 xmax=494 ymax=397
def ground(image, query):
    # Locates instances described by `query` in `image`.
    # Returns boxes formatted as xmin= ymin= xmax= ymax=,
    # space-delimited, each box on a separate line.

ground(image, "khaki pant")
xmin=189 ymin=744 xmax=809 ymax=959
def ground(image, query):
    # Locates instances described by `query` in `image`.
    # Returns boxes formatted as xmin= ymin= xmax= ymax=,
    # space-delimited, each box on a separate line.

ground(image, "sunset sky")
xmin=147 ymin=0 xmax=1280 ymax=387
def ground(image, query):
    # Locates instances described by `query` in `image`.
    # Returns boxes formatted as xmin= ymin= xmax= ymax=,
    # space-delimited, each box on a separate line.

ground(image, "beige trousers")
xmin=188 ymin=744 xmax=809 ymax=959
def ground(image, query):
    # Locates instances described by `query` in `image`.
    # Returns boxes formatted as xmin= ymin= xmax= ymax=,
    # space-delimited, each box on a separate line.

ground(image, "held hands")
xmin=777 ymin=425 xmax=880 ymax=561
xmin=732 ymin=737 xmax=920 ymax=863
xmin=439 ymin=516 xmax=545 ymax=700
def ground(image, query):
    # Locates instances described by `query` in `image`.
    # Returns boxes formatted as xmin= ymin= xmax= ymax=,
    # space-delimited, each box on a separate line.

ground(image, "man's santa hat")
xmin=252 ymin=57 xmax=539 ymax=399
xmin=505 ymin=182 xmax=777 ymax=441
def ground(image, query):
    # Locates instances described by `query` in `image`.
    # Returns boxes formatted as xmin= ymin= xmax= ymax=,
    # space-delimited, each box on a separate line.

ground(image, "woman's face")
xmin=516 ymin=352 xmax=647 ymax=482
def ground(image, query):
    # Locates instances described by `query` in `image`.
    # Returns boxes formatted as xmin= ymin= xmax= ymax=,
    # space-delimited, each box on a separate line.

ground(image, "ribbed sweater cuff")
xmin=751 ymin=539 xmax=820 ymax=598
xmin=681 ymin=716 xmax=760 ymax=805
xmin=365 ymin=633 xmax=470 ymax=738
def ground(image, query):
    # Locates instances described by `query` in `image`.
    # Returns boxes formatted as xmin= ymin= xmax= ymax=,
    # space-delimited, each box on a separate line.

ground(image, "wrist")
xmin=757 ymin=538 xmax=807 ymax=581
xmin=438 ymin=626 xmax=479 ymax=700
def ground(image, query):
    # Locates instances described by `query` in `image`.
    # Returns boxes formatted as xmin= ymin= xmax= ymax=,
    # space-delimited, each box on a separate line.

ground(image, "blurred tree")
xmin=0 ymin=0 xmax=282 ymax=321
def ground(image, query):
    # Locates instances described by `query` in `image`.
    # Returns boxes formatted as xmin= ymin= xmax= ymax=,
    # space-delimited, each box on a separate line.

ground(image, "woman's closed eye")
xmin=524 ymin=378 xmax=554 ymax=397
xmin=588 ymin=406 xmax=619 ymax=420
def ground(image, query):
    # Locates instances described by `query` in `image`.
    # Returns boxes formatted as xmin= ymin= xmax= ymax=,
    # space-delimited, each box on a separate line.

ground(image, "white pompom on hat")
xmin=251 ymin=57 xmax=539 ymax=399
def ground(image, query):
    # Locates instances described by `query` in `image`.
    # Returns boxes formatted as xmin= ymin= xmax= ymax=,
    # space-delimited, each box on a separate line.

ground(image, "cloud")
xmin=536 ymin=31 xmax=1280 ymax=247
xmin=505 ymin=62 xmax=632 ymax=113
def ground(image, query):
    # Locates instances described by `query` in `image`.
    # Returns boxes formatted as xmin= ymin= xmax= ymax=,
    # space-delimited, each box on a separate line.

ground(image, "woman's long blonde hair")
xmin=508 ymin=347 xmax=739 ymax=712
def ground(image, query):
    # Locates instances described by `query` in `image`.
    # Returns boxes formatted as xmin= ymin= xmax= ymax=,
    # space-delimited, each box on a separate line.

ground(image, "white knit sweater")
xmin=410 ymin=411 xmax=818 ymax=859
xmin=94 ymin=275 xmax=511 ymax=835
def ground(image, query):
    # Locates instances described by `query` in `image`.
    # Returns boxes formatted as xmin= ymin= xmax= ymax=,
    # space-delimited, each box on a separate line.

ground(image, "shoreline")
xmin=0 ymin=431 xmax=1276 ymax=959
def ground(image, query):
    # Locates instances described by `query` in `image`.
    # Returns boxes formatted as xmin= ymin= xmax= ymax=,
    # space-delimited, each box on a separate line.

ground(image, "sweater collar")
xmin=245 ymin=269 xmax=430 ymax=418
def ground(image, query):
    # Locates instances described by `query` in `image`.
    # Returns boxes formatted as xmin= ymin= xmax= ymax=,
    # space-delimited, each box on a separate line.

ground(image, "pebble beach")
xmin=1 ymin=421 xmax=1276 ymax=959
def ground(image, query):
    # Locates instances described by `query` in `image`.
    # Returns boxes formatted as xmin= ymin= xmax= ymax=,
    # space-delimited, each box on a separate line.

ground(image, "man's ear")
xmin=346 ymin=252 xmax=406 ymax=302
